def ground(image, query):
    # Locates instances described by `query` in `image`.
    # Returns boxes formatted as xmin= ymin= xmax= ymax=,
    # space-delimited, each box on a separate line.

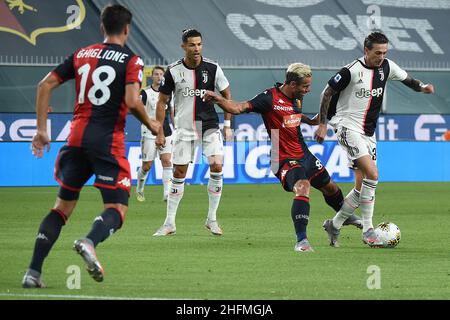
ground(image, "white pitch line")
xmin=0 ymin=293 xmax=192 ymax=300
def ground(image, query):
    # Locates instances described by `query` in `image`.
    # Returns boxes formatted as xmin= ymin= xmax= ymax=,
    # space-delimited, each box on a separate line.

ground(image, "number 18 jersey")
xmin=52 ymin=43 xmax=143 ymax=155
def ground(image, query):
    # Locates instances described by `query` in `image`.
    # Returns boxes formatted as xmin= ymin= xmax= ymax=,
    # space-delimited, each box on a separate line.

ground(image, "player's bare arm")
xmin=401 ymin=76 xmax=435 ymax=94
xmin=125 ymin=82 xmax=161 ymax=136
xmin=220 ymin=86 xmax=233 ymax=141
xmin=203 ymin=90 xmax=250 ymax=115
xmin=315 ymin=85 xmax=337 ymax=143
xmin=302 ymin=113 xmax=319 ymax=126
xmin=155 ymin=92 xmax=171 ymax=148
xmin=32 ymin=72 xmax=61 ymax=158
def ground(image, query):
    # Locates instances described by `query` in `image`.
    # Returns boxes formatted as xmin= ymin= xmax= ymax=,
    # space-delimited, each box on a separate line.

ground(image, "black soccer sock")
xmin=29 ymin=210 xmax=66 ymax=273
xmin=323 ymin=188 xmax=344 ymax=212
xmin=291 ymin=197 xmax=310 ymax=241
xmin=86 ymin=208 xmax=122 ymax=247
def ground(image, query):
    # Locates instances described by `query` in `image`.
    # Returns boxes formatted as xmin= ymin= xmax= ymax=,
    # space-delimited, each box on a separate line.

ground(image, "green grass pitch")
xmin=0 ymin=183 xmax=449 ymax=299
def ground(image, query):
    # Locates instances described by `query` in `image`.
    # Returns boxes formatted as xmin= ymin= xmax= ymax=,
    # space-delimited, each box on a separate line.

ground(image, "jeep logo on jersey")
xmin=355 ymin=87 xmax=384 ymax=99
xmin=182 ymin=87 xmax=207 ymax=98
xmin=0 ymin=0 xmax=86 ymax=45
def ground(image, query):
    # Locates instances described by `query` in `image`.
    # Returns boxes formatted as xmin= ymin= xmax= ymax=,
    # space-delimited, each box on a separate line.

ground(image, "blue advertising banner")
xmin=1 ymin=113 xmax=449 ymax=142
xmin=1 ymin=141 xmax=449 ymax=187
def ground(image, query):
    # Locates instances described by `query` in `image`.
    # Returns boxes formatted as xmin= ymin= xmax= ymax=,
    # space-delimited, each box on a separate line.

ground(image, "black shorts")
xmin=275 ymin=152 xmax=331 ymax=192
xmin=54 ymin=145 xmax=131 ymax=204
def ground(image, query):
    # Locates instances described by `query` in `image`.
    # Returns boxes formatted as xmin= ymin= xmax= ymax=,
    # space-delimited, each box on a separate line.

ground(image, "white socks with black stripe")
xmin=137 ymin=167 xmax=149 ymax=193
xmin=207 ymin=172 xmax=223 ymax=222
xmin=162 ymin=167 xmax=173 ymax=198
xmin=332 ymin=188 xmax=360 ymax=229
xmin=360 ymin=178 xmax=378 ymax=232
xmin=165 ymin=177 xmax=185 ymax=226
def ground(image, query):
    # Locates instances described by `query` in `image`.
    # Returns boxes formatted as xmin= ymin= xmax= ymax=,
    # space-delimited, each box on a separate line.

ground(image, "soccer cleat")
xmin=153 ymin=224 xmax=176 ymax=236
xmin=22 ymin=269 xmax=46 ymax=288
xmin=73 ymin=239 xmax=104 ymax=282
xmin=362 ymin=228 xmax=384 ymax=247
xmin=205 ymin=219 xmax=223 ymax=236
xmin=136 ymin=191 xmax=145 ymax=202
xmin=342 ymin=213 xmax=363 ymax=229
xmin=294 ymin=238 xmax=314 ymax=252
xmin=323 ymin=219 xmax=340 ymax=247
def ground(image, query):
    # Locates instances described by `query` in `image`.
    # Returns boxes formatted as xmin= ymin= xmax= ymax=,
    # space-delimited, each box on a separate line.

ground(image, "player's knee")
xmin=53 ymin=198 xmax=77 ymax=219
xmin=161 ymin=159 xmax=172 ymax=168
xmin=142 ymin=162 xmax=152 ymax=172
xmin=293 ymin=179 xmax=310 ymax=197
xmin=365 ymin=168 xmax=378 ymax=181
xmin=210 ymin=163 xmax=222 ymax=173
xmin=173 ymin=166 xmax=188 ymax=179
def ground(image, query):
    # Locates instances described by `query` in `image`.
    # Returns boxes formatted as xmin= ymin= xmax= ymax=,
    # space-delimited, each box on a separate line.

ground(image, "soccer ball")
xmin=374 ymin=222 xmax=401 ymax=248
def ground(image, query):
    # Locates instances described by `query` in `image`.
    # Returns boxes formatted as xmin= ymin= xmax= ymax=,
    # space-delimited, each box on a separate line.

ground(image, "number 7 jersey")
xmin=51 ymin=43 xmax=143 ymax=156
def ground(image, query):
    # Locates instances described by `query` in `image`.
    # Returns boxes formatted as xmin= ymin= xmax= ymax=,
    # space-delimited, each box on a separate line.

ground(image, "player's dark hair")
xmin=182 ymin=28 xmax=202 ymax=43
xmin=152 ymin=66 xmax=165 ymax=74
xmin=101 ymin=4 xmax=132 ymax=36
xmin=364 ymin=32 xmax=389 ymax=50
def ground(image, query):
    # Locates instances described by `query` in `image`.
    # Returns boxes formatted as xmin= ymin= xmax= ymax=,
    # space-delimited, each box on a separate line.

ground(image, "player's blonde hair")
xmin=285 ymin=63 xmax=312 ymax=84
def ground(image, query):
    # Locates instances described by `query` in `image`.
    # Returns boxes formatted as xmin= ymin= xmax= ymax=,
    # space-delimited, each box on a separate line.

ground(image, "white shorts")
xmin=172 ymin=129 xmax=224 ymax=165
xmin=335 ymin=126 xmax=377 ymax=169
xmin=141 ymin=135 xmax=173 ymax=162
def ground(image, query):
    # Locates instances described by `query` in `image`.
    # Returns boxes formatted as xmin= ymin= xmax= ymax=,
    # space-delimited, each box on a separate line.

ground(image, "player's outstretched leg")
xmin=323 ymin=188 xmax=362 ymax=229
xmin=22 ymin=209 xmax=66 ymax=288
xmin=360 ymin=179 xmax=383 ymax=247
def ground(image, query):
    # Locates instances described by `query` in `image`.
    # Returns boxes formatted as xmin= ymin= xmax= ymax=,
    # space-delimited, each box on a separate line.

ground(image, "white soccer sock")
xmin=360 ymin=179 xmax=378 ymax=232
xmin=332 ymin=188 xmax=360 ymax=229
xmin=162 ymin=167 xmax=173 ymax=198
xmin=164 ymin=177 xmax=184 ymax=226
xmin=137 ymin=167 xmax=149 ymax=193
xmin=207 ymin=172 xmax=223 ymax=222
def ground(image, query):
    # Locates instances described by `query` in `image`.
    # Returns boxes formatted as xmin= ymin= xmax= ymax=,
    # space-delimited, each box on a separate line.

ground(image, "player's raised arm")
xmin=125 ymin=82 xmax=161 ymax=136
xmin=32 ymin=72 xmax=61 ymax=158
xmin=401 ymin=76 xmax=435 ymax=94
xmin=315 ymin=85 xmax=337 ymax=144
xmin=203 ymin=90 xmax=250 ymax=115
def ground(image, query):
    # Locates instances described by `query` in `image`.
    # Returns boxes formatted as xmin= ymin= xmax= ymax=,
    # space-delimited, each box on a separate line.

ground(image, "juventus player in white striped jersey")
xmin=315 ymin=32 xmax=434 ymax=248
xmin=153 ymin=29 xmax=232 ymax=236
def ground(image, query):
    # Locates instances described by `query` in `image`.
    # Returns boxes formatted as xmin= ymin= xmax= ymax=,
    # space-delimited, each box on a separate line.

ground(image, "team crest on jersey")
xmin=0 ymin=0 xmax=86 ymax=45
xmin=378 ymin=68 xmax=385 ymax=81
xmin=202 ymin=70 xmax=208 ymax=83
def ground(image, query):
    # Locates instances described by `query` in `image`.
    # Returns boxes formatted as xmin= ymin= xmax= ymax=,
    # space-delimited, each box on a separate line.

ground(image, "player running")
xmin=203 ymin=63 xmax=362 ymax=252
xmin=315 ymin=32 xmax=434 ymax=247
xmin=22 ymin=4 xmax=160 ymax=288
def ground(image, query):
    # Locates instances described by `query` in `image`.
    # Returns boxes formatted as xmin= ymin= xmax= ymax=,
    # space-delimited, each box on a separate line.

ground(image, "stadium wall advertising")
xmin=1 ymin=140 xmax=449 ymax=187
xmin=0 ymin=113 xmax=449 ymax=142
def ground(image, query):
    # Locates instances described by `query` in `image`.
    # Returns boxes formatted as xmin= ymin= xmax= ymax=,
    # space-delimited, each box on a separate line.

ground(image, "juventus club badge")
xmin=202 ymin=70 xmax=208 ymax=83
xmin=378 ymin=68 xmax=384 ymax=81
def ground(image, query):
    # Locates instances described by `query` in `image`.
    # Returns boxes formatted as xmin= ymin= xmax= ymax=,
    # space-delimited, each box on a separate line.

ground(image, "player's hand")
xmin=155 ymin=133 xmax=166 ymax=149
xmin=421 ymin=84 xmax=434 ymax=94
xmin=31 ymin=131 xmax=50 ymax=158
xmin=148 ymin=119 xmax=161 ymax=136
xmin=314 ymin=123 xmax=327 ymax=144
xmin=202 ymin=90 xmax=220 ymax=103
xmin=223 ymin=126 xmax=233 ymax=141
